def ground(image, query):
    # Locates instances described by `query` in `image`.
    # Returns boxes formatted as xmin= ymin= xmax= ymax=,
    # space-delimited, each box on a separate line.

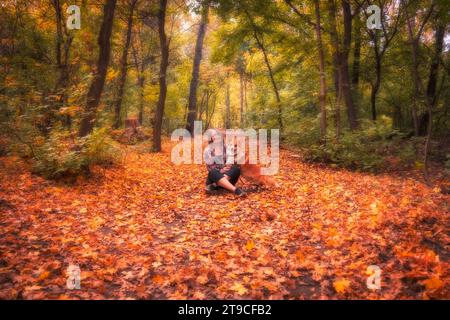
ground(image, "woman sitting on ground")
xmin=204 ymin=130 xmax=246 ymax=197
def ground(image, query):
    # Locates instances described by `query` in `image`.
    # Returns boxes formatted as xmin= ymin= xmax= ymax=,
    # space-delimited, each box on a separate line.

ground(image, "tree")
xmin=313 ymin=0 xmax=327 ymax=138
xmin=327 ymin=0 xmax=342 ymax=137
xmin=186 ymin=1 xmax=210 ymax=134
xmin=244 ymin=8 xmax=283 ymax=130
xmin=403 ymin=0 xmax=437 ymax=181
xmin=52 ymin=0 xmax=73 ymax=127
xmin=152 ymin=0 xmax=169 ymax=152
xmin=361 ymin=0 xmax=401 ymax=121
xmin=403 ymin=0 xmax=435 ymax=137
xmin=113 ymin=0 xmax=138 ymax=129
xmin=421 ymin=9 xmax=446 ymax=135
xmin=225 ymin=81 xmax=231 ymax=129
xmin=340 ymin=0 xmax=358 ymax=130
xmin=79 ymin=0 xmax=117 ymax=137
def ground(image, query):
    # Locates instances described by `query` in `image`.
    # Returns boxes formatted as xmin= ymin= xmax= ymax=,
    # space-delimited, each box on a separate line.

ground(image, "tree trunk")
xmin=239 ymin=70 xmax=244 ymax=127
xmin=352 ymin=11 xmax=361 ymax=87
xmin=205 ymin=93 xmax=216 ymax=130
xmin=79 ymin=0 xmax=117 ymax=137
xmin=113 ymin=0 xmax=137 ymax=129
xmin=152 ymin=0 xmax=169 ymax=152
xmin=341 ymin=0 xmax=357 ymax=130
xmin=370 ymin=54 xmax=381 ymax=121
xmin=225 ymin=82 xmax=231 ymax=129
xmin=406 ymin=25 xmax=421 ymax=136
xmin=403 ymin=0 xmax=436 ymax=181
xmin=186 ymin=2 xmax=209 ymax=134
xmin=423 ymin=17 xmax=445 ymax=180
xmin=244 ymin=78 xmax=248 ymax=114
xmin=245 ymin=10 xmax=283 ymax=130
xmin=314 ymin=0 xmax=327 ymax=138
xmin=427 ymin=22 xmax=445 ymax=106
xmin=420 ymin=21 xmax=445 ymax=135
xmin=327 ymin=0 xmax=341 ymax=138
xmin=254 ymin=32 xmax=282 ymax=129
xmin=137 ymin=74 xmax=145 ymax=125
xmin=52 ymin=0 xmax=73 ymax=128
xmin=131 ymin=30 xmax=148 ymax=126
xmin=197 ymin=90 xmax=207 ymax=121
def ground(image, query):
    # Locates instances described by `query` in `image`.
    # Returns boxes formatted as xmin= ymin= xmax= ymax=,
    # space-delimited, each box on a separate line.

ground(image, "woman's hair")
xmin=206 ymin=129 xmax=221 ymax=144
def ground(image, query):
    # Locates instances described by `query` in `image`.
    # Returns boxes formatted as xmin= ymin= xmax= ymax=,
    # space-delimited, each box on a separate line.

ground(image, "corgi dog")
xmin=240 ymin=163 xmax=279 ymax=188
xmin=230 ymin=141 xmax=279 ymax=189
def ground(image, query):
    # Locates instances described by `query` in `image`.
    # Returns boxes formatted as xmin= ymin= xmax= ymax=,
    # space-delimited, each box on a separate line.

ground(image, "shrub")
xmin=82 ymin=128 xmax=122 ymax=165
xmin=32 ymin=128 xmax=122 ymax=179
xmin=304 ymin=117 xmax=412 ymax=172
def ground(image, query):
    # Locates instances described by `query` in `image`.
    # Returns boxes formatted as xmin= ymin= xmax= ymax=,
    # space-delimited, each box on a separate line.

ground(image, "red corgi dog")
xmin=240 ymin=163 xmax=279 ymax=188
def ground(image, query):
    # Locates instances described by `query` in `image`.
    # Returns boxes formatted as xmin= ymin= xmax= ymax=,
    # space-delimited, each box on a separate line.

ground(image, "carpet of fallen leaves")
xmin=0 ymin=142 xmax=448 ymax=300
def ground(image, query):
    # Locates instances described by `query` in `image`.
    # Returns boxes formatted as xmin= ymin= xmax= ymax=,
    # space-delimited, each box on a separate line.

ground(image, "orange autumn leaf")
xmin=230 ymin=282 xmax=248 ymax=296
xmin=152 ymin=275 xmax=165 ymax=285
xmin=333 ymin=279 xmax=351 ymax=294
xmin=245 ymin=240 xmax=255 ymax=251
xmin=421 ymin=277 xmax=443 ymax=291
xmin=38 ymin=271 xmax=51 ymax=281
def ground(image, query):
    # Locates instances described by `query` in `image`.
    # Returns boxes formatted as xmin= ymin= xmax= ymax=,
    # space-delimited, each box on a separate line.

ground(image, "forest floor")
xmin=0 ymin=141 xmax=448 ymax=299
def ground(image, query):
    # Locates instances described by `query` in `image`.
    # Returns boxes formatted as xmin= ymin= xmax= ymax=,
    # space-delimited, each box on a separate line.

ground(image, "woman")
xmin=204 ymin=130 xmax=246 ymax=197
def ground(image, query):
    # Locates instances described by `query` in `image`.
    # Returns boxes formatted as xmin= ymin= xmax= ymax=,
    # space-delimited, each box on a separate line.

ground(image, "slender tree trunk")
xmin=197 ymin=90 xmax=207 ymax=121
xmin=205 ymin=93 xmax=216 ymax=130
xmin=225 ymin=82 xmax=231 ymax=129
xmin=341 ymin=0 xmax=357 ymax=130
xmin=370 ymin=55 xmax=381 ymax=121
xmin=352 ymin=11 xmax=361 ymax=87
xmin=53 ymin=0 xmax=63 ymax=70
xmin=201 ymin=90 xmax=210 ymax=123
xmin=244 ymin=78 xmax=248 ymax=114
xmin=52 ymin=0 xmax=73 ymax=128
xmin=424 ymin=17 xmax=444 ymax=179
xmin=427 ymin=22 xmax=445 ymax=106
xmin=186 ymin=2 xmax=209 ymax=134
xmin=79 ymin=0 xmax=117 ymax=137
xmin=152 ymin=0 xmax=169 ymax=152
xmin=327 ymin=0 xmax=341 ymax=138
xmin=113 ymin=0 xmax=137 ymax=129
xmin=137 ymin=74 xmax=145 ymax=125
xmin=239 ymin=71 xmax=244 ymax=127
xmin=131 ymin=31 xmax=148 ymax=126
xmin=406 ymin=22 xmax=421 ymax=136
xmin=314 ymin=0 xmax=327 ymax=138
xmin=245 ymin=9 xmax=283 ymax=130
xmin=253 ymin=31 xmax=282 ymax=130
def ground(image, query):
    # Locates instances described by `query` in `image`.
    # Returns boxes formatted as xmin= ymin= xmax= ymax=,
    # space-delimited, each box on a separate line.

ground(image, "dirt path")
xmin=0 ymin=143 xmax=448 ymax=299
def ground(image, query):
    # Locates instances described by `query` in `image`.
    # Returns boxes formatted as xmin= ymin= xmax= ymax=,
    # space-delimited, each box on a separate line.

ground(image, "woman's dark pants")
xmin=206 ymin=166 xmax=240 ymax=186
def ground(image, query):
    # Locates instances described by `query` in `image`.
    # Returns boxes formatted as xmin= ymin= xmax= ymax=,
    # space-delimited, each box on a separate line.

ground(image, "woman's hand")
xmin=220 ymin=165 xmax=232 ymax=173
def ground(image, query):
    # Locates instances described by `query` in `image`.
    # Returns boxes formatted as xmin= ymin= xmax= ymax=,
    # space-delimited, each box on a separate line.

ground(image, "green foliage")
xmin=83 ymin=128 xmax=123 ymax=165
xmin=304 ymin=117 xmax=417 ymax=172
xmin=32 ymin=128 xmax=122 ymax=179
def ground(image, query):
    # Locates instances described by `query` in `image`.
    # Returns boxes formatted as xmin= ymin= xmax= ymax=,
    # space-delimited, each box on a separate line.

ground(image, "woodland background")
xmin=0 ymin=0 xmax=449 ymax=176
